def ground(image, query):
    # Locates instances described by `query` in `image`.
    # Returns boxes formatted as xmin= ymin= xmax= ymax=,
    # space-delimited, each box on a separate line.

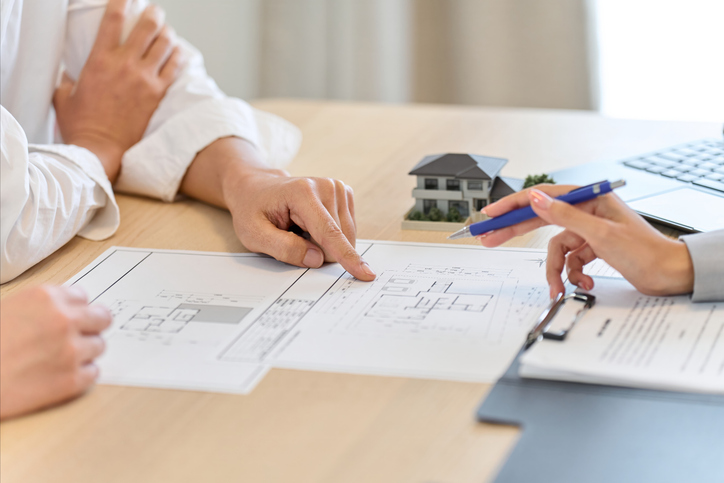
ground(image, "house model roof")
xmin=491 ymin=176 xmax=525 ymax=198
xmin=408 ymin=153 xmax=508 ymax=180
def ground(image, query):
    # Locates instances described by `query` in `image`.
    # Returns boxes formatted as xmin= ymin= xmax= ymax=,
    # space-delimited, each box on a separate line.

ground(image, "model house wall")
xmin=409 ymin=153 xmax=518 ymax=218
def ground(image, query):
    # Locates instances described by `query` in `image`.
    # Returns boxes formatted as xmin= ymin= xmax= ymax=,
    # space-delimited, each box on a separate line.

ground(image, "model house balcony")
xmin=411 ymin=188 xmax=463 ymax=200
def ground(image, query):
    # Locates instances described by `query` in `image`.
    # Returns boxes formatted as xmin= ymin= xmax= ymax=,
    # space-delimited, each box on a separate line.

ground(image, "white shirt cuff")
xmin=28 ymin=143 xmax=120 ymax=241
xmin=114 ymin=98 xmax=302 ymax=202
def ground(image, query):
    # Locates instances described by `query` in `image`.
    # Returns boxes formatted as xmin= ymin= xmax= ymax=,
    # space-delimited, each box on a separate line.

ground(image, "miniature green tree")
xmin=427 ymin=206 xmax=444 ymax=222
xmin=445 ymin=206 xmax=463 ymax=222
xmin=523 ymin=174 xmax=556 ymax=189
xmin=408 ymin=210 xmax=429 ymax=221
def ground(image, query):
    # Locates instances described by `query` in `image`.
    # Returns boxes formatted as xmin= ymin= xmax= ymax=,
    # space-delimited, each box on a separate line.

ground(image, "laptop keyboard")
xmin=622 ymin=138 xmax=724 ymax=193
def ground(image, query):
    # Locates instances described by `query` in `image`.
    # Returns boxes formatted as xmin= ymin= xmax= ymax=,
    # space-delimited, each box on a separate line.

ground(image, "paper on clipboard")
xmin=520 ymin=277 xmax=724 ymax=394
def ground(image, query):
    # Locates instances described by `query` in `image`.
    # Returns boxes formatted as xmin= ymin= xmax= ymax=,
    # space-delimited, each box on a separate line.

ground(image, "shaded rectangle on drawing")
xmin=176 ymin=304 xmax=252 ymax=324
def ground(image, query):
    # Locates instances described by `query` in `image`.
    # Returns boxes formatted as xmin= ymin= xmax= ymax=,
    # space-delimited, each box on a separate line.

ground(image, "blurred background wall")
xmin=157 ymin=0 xmax=723 ymax=122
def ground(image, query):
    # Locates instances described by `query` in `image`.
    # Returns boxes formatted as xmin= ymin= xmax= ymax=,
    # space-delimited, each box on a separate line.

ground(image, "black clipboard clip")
xmin=524 ymin=292 xmax=596 ymax=349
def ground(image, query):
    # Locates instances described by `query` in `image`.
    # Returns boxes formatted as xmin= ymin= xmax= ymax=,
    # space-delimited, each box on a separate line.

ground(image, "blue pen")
xmin=447 ymin=179 xmax=626 ymax=240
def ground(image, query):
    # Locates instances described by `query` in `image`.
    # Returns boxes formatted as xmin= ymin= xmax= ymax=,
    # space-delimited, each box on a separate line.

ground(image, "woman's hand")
xmin=0 ymin=286 xmax=112 ymax=420
xmin=53 ymin=0 xmax=184 ymax=182
xmin=479 ymin=185 xmax=695 ymax=298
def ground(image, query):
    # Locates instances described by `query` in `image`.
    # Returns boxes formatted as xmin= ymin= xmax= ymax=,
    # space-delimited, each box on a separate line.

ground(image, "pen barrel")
xmin=469 ymin=206 xmax=536 ymax=236
xmin=467 ymin=181 xmax=614 ymax=237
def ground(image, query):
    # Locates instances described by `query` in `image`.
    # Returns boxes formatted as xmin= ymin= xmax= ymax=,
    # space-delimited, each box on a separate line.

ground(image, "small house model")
xmin=409 ymin=153 xmax=523 ymax=218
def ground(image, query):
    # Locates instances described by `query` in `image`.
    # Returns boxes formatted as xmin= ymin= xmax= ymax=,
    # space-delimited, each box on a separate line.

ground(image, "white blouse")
xmin=0 ymin=0 xmax=301 ymax=283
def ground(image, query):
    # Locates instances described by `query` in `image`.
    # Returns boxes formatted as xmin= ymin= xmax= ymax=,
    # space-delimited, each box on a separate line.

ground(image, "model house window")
xmin=448 ymin=200 xmax=469 ymax=217
xmin=488 ymin=181 xmax=492 ymax=189
xmin=424 ymin=178 xmax=438 ymax=189
xmin=474 ymin=199 xmax=487 ymax=211
xmin=467 ymin=181 xmax=483 ymax=191
xmin=446 ymin=179 xmax=461 ymax=191
xmin=423 ymin=199 xmax=436 ymax=214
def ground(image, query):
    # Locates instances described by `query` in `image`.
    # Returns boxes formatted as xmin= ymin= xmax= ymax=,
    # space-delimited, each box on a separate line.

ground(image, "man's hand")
xmin=478 ymin=185 xmax=694 ymax=298
xmin=180 ymin=137 xmax=376 ymax=281
xmin=0 ymin=286 xmax=112 ymax=420
xmin=53 ymin=0 xmax=184 ymax=183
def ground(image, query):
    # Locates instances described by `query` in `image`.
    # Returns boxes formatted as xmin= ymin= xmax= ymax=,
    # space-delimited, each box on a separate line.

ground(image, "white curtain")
xmin=158 ymin=0 xmax=597 ymax=109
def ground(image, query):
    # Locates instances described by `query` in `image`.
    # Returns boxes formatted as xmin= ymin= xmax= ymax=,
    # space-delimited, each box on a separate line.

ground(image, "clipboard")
xmin=476 ymin=292 xmax=724 ymax=483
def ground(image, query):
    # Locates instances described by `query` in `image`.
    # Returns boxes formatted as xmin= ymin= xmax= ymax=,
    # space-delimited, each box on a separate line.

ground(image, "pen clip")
xmin=566 ymin=180 xmax=608 ymax=195
xmin=541 ymin=292 xmax=596 ymax=342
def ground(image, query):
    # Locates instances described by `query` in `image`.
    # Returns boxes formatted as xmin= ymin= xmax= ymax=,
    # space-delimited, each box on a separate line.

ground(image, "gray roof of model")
xmin=409 ymin=153 xmax=507 ymax=180
xmin=491 ymin=176 xmax=525 ymax=198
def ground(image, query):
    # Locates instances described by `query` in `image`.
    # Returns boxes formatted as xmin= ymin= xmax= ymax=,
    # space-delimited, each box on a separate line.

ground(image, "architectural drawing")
xmin=68 ymin=243 xmax=552 ymax=394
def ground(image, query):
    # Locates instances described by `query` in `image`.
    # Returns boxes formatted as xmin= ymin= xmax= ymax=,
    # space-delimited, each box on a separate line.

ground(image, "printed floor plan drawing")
xmin=67 ymin=242 xmax=555 ymax=394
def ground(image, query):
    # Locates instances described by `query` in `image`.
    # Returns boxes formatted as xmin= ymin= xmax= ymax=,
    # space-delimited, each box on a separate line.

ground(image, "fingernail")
xmin=529 ymin=189 xmax=552 ymax=210
xmin=360 ymin=261 xmax=376 ymax=279
xmin=303 ymin=248 xmax=324 ymax=268
xmin=475 ymin=229 xmax=494 ymax=240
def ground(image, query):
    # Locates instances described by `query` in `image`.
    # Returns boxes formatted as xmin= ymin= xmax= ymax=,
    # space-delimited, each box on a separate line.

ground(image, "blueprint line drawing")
xmin=66 ymin=242 xmax=552 ymax=393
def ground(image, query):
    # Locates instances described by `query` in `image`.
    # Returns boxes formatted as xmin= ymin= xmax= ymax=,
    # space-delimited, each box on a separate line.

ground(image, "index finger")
xmin=301 ymin=202 xmax=376 ymax=281
xmin=92 ymin=0 xmax=130 ymax=52
xmin=484 ymin=184 xmax=577 ymax=218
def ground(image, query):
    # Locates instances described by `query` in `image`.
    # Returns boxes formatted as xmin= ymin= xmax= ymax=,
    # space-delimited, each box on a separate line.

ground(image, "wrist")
xmin=66 ymin=135 xmax=124 ymax=183
xmin=655 ymin=239 xmax=695 ymax=295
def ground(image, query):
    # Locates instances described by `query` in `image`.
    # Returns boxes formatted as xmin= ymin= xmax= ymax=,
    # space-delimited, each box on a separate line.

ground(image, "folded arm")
xmin=0 ymin=108 xmax=119 ymax=283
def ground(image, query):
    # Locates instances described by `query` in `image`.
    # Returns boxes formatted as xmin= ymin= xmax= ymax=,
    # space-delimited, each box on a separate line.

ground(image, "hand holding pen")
xmin=471 ymin=182 xmax=695 ymax=299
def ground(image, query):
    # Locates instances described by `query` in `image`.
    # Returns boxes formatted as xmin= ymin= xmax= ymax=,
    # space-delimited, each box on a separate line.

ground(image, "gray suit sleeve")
xmin=681 ymin=229 xmax=724 ymax=302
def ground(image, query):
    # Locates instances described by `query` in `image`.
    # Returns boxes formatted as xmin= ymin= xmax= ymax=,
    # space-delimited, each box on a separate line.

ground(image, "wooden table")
xmin=1 ymin=100 xmax=719 ymax=483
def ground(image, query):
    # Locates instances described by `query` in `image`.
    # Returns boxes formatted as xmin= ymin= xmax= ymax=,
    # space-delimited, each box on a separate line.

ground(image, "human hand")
xmin=220 ymin=165 xmax=376 ymax=282
xmin=53 ymin=0 xmax=184 ymax=183
xmin=479 ymin=185 xmax=694 ymax=298
xmin=0 ymin=286 xmax=112 ymax=420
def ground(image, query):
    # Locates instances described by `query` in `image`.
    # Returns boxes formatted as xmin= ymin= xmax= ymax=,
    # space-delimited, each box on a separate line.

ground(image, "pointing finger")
xmin=295 ymin=199 xmax=375 ymax=281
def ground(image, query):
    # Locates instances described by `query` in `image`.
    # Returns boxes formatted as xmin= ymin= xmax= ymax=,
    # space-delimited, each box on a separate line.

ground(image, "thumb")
xmin=53 ymin=72 xmax=76 ymax=108
xmin=243 ymin=221 xmax=326 ymax=270
xmin=528 ymin=189 xmax=608 ymax=240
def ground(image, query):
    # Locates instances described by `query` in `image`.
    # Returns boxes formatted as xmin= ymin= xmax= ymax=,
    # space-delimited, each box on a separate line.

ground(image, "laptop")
xmin=551 ymin=130 xmax=724 ymax=233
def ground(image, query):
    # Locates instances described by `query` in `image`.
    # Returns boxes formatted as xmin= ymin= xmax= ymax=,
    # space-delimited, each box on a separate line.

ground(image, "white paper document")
xmin=67 ymin=241 xmax=550 ymax=394
xmin=520 ymin=277 xmax=724 ymax=394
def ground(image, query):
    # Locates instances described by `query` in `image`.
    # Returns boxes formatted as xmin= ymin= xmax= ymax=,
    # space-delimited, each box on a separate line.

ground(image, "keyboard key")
xmin=645 ymin=157 xmax=678 ymax=168
xmin=677 ymin=174 xmax=700 ymax=182
xmin=661 ymin=170 xmax=681 ymax=178
xmin=714 ymin=167 xmax=724 ymax=175
xmin=705 ymin=173 xmax=724 ymax=181
xmin=688 ymin=168 xmax=711 ymax=177
xmin=658 ymin=152 xmax=687 ymax=162
xmin=712 ymin=156 xmax=724 ymax=165
xmin=697 ymin=161 xmax=719 ymax=170
xmin=671 ymin=164 xmax=691 ymax=172
xmin=624 ymin=159 xmax=650 ymax=170
xmin=693 ymin=178 xmax=724 ymax=193
xmin=645 ymin=166 xmax=668 ymax=174
xmin=675 ymin=148 xmax=700 ymax=156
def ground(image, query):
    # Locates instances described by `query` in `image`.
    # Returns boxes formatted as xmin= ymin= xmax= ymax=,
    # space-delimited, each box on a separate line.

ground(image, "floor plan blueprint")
xmin=67 ymin=242 xmax=551 ymax=394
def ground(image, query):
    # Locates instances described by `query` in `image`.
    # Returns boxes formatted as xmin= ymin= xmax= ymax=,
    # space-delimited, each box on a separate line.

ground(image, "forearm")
xmin=179 ymin=136 xmax=286 ymax=209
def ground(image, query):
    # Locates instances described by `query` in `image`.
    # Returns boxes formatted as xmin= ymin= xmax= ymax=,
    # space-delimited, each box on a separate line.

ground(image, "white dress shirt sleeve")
xmin=1 ymin=107 xmax=119 ymax=283
xmin=64 ymin=0 xmax=301 ymax=202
